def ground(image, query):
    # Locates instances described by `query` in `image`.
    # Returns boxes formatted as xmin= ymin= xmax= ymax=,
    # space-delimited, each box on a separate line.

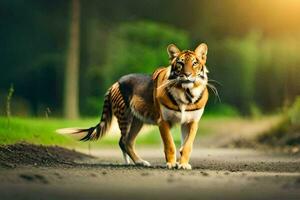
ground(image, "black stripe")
xmin=185 ymin=89 xmax=193 ymax=104
xmin=80 ymin=124 xmax=99 ymax=141
xmin=111 ymin=94 xmax=118 ymax=101
xmin=115 ymin=94 xmax=123 ymax=103
xmin=102 ymin=107 xmax=108 ymax=113
xmin=118 ymin=101 xmax=125 ymax=107
xmin=118 ymin=81 xmax=131 ymax=107
xmin=161 ymin=102 xmax=180 ymax=112
xmin=167 ymin=91 xmax=178 ymax=107
xmin=161 ymin=101 xmax=202 ymax=112
xmin=185 ymin=107 xmax=202 ymax=112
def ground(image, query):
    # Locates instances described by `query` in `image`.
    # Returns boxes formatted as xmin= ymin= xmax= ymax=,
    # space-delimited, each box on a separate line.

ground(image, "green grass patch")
xmin=0 ymin=117 xmax=97 ymax=147
xmin=0 ymin=115 xmax=238 ymax=148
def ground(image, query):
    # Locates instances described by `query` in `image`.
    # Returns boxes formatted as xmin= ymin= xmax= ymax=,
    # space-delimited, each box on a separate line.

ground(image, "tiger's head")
xmin=167 ymin=43 xmax=209 ymax=89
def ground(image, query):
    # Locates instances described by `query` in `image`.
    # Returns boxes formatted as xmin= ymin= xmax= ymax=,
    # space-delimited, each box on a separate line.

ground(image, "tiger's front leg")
xmin=179 ymin=121 xmax=198 ymax=170
xmin=158 ymin=120 xmax=177 ymax=169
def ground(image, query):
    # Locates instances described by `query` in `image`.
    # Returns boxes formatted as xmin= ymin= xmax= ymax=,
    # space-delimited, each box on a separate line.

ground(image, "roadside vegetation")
xmin=0 ymin=114 xmax=281 ymax=150
xmin=256 ymin=97 xmax=300 ymax=152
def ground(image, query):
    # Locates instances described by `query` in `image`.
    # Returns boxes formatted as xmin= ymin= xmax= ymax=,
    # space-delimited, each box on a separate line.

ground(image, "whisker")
xmin=161 ymin=80 xmax=177 ymax=96
xmin=157 ymin=79 xmax=176 ymax=90
xmin=208 ymin=79 xmax=222 ymax=86
xmin=207 ymin=83 xmax=221 ymax=103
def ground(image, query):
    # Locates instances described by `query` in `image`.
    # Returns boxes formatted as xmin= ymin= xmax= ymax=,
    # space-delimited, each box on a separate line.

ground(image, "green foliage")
xmin=208 ymin=32 xmax=260 ymax=114
xmin=289 ymin=96 xmax=300 ymax=126
xmin=208 ymin=32 xmax=300 ymax=114
xmin=101 ymin=21 xmax=189 ymax=89
xmin=249 ymin=103 xmax=262 ymax=119
xmin=205 ymin=103 xmax=240 ymax=117
xmin=255 ymin=38 xmax=300 ymax=111
xmin=257 ymin=97 xmax=300 ymax=146
xmin=2 ymin=1 xmax=300 ymax=117
xmin=84 ymin=96 xmax=103 ymax=117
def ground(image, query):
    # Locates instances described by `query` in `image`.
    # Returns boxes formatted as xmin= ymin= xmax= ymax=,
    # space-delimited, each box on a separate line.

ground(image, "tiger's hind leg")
xmin=110 ymin=82 xmax=149 ymax=166
xmin=118 ymin=117 xmax=150 ymax=167
xmin=119 ymin=136 xmax=130 ymax=164
xmin=117 ymin=113 xmax=133 ymax=165
xmin=124 ymin=117 xmax=150 ymax=167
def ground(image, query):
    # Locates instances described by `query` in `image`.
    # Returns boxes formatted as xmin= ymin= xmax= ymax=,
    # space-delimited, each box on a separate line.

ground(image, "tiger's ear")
xmin=167 ymin=44 xmax=180 ymax=60
xmin=195 ymin=43 xmax=208 ymax=62
xmin=152 ymin=67 xmax=165 ymax=81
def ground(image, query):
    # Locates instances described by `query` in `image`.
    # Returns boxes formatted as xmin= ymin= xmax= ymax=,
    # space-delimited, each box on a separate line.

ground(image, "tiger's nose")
xmin=183 ymin=72 xmax=192 ymax=77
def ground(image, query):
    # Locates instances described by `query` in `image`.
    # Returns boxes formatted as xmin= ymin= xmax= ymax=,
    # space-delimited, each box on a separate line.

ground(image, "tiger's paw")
xmin=166 ymin=162 xmax=178 ymax=169
xmin=135 ymin=160 xmax=151 ymax=167
xmin=178 ymin=163 xmax=192 ymax=170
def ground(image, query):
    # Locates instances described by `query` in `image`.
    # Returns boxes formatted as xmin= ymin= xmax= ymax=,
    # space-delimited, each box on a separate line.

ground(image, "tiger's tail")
xmin=56 ymin=89 xmax=113 ymax=141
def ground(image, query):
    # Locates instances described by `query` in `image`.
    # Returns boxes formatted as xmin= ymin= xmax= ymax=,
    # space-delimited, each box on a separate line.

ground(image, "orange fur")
xmin=152 ymin=43 xmax=209 ymax=169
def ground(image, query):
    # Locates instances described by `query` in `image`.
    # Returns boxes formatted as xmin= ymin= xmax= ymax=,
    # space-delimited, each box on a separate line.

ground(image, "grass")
xmin=0 ymin=117 xmax=95 ymax=147
xmin=0 ymin=115 xmax=236 ymax=148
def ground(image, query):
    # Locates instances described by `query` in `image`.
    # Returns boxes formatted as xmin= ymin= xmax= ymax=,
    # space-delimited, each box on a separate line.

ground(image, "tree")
xmin=64 ymin=0 xmax=80 ymax=119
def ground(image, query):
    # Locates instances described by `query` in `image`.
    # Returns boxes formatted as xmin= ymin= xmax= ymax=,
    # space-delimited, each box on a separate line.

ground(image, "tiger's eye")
xmin=176 ymin=62 xmax=183 ymax=71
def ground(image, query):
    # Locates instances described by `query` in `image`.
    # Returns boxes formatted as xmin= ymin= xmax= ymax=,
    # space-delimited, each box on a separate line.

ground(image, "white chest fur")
xmin=169 ymin=85 xmax=205 ymax=105
xmin=160 ymin=105 xmax=204 ymax=124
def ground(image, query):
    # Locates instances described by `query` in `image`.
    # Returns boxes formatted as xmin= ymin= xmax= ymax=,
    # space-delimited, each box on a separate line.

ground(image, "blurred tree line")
xmin=0 ymin=0 xmax=300 ymax=117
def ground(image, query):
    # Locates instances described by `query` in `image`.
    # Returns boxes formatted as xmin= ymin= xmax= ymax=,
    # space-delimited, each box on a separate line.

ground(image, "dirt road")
xmin=1 ymin=147 xmax=300 ymax=200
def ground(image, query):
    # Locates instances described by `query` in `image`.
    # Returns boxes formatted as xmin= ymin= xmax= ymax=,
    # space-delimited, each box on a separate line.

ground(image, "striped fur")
xmin=60 ymin=89 xmax=113 ymax=141
xmin=68 ymin=82 xmax=128 ymax=141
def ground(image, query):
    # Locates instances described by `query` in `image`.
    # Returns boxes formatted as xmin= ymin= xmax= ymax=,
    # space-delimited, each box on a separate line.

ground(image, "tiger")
xmin=57 ymin=43 xmax=209 ymax=170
